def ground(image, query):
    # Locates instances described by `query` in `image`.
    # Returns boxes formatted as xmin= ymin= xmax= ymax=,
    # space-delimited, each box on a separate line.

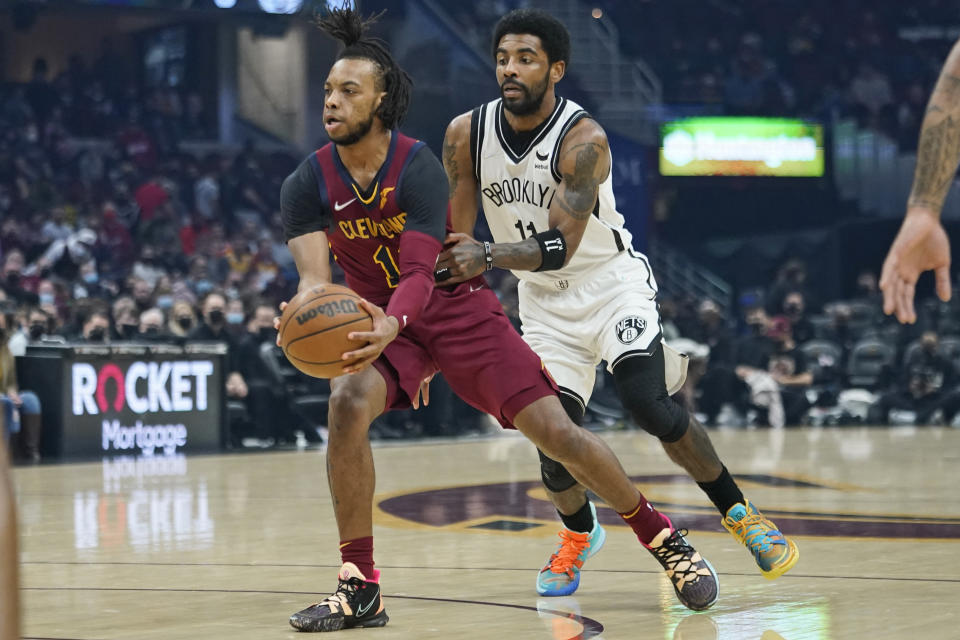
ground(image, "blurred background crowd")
xmin=3 ymin=0 xmax=960 ymax=463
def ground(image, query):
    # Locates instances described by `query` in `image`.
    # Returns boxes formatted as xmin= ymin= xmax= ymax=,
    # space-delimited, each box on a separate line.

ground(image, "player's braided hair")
xmin=316 ymin=5 xmax=413 ymax=130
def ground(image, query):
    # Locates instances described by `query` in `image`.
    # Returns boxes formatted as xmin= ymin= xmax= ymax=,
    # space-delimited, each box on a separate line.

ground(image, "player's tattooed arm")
xmin=908 ymin=39 xmax=960 ymax=216
xmin=444 ymin=112 xmax=480 ymax=235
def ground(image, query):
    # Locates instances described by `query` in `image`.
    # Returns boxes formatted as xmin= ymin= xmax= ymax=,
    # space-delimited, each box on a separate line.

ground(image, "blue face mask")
xmin=156 ymin=295 xmax=173 ymax=309
xmin=226 ymin=311 xmax=244 ymax=325
xmin=39 ymin=293 xmax=55 ymax=305
xmin=83 ymin=272 xmax=99 ymax=285
xmin=195 ymin=280 xmax=214 ymax=294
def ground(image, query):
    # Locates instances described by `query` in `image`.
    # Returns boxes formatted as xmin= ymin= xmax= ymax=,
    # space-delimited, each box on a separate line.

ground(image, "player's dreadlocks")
xmin=316 ymin=5 xmax=413 ymax=130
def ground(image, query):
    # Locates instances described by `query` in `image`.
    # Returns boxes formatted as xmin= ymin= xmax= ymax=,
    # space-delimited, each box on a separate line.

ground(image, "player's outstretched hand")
xmin=273 ymin=301 xmax=287 ymax=346
xmin=342 ymin=299 xmax=400 ymax=375
xmin=880 ymin=208 xmax=952 ymax=324
xmin=435 ymin=233 xmax=485 ymax=285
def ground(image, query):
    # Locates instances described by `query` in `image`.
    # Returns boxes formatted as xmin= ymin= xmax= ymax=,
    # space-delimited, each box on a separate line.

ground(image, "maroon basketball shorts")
xmin=373 ymin=277 xmax=557 ymax=428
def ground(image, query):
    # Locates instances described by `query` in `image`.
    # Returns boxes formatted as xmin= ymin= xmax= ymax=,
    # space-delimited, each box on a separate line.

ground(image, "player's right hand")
xmin=880 ymin=208 xmax=952 ymax=324
xmin=273 ymin=301 xmax=288 ymax=346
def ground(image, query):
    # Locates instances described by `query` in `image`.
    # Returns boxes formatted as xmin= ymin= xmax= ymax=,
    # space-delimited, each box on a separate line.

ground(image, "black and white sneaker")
xmin=644 ymin=524 xmax=719 ymax=611
xmin=289 ymin=563 xmax=389 ymax=632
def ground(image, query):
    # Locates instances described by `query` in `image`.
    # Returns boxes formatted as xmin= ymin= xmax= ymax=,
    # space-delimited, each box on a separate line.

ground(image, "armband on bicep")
xmin=533 ymin=228 xmax=568 ymax=272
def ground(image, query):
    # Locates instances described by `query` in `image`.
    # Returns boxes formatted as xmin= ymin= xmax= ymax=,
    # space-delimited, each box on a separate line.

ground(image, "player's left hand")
xmin=342 ymin=299 xmax=400 ymax=374
xmin=435 ymin=233 xmax=485 ymax=285
xmin=411 ymin=373 xmax=436 ymax=410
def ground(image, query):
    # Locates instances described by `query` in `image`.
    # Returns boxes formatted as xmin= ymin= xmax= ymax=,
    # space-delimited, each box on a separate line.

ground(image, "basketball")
xmin=278 ymin=284 xmax=373 ymax=378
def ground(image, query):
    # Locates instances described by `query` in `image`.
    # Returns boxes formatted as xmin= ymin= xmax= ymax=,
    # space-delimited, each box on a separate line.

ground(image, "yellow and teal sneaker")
xmin=723 ymin=501 xmax=799 ymax=579
xmin=536 ymin=502 xmax=606 ymax=596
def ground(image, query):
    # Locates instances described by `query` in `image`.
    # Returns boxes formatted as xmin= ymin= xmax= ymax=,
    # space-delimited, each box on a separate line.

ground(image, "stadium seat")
xmin=846 ymin=339 xmax=896 ymax=389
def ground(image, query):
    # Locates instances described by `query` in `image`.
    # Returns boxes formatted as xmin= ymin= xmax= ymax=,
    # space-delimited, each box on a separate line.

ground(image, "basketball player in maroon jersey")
xmin=279 ymin=7 xmax=718 ymax=633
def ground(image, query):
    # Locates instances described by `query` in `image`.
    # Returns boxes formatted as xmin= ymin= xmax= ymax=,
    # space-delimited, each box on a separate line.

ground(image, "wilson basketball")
xmin=279 ymin=284 xmax=373 ymax=378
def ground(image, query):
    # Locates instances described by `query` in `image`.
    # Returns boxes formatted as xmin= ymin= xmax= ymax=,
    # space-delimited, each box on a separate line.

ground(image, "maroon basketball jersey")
xmin=310 ymin=132 xmax=425 ymax=306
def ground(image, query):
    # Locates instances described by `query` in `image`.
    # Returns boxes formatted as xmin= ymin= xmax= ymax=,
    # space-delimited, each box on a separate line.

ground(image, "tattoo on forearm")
xmin=558 ymin=142 xmax=604 ymax=220
xmin=443 ymin=138 xmax=459 ymax=200
xmin=492 ymin=238 xmax=543 ymax=270
xmin=910 ymin=74 xmax=960 ymax=210
xmin=910 ymin=115 xmax=960 ymax=210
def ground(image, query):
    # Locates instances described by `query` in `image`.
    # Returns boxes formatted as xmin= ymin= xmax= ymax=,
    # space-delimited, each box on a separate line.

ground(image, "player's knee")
xmin=538 ymin=449 xmax=578 ymax=493
xmin=623 ymin=392 xmax=689 ymax=442
xmin=537 ymin=421 xmax=585 ymax=465
xmin=327 ymin=390 xmax=373 ymax=435
xmin=613 ymin=352 xmax=689 ymax=443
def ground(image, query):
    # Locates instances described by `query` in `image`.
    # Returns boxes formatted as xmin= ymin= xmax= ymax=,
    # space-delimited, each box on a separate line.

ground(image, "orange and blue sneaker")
xmin=722 ymin=501 xmax=799 ymax=580
xmin=536 ymin=502 xmax=606 ymax=596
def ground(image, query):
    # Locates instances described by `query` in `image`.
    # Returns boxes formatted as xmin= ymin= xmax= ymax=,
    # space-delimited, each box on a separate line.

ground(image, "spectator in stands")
xmin=868 ymin=331 xmax=958 ymax=424
xmin=225 ymin=298 xmax=247 ymax=336
xmin=849 ymin=61 xmax=893 ymax=119
xmin=1 ymin=310 xmax=43 ymax=461
xmin=736 ymin=306 xmax=777 ymax=369
xmin=30 ymin=227 xmax=97 ymax=284
xmin=767 ymin=317 xmax=813 ymax=425
xmin=190 ymin=291 xmax=247 ymax=400
xmin=167 ymin=300 xmax=197 ymax=340
xmin=137 ymin=308 xmax=167 ymax=342
xmin=686 ymin=300 xmax=736 ymax=366
xmin=110 ymin=296 xmax=138 ymax=341
xmin=767 ymin=259 xmax=814 ymax=316
xmin=237 ymin=301 xmax=295 ymax=444
xmin=80 ymin=310 xmax=110 ymax=344
xmin=130 ymin=277 xmax=155 ymax=314
xmin=1 ymin=251 xmax=36 ymax=307
xmin=781 ymin=291 xmax=815 ymax=344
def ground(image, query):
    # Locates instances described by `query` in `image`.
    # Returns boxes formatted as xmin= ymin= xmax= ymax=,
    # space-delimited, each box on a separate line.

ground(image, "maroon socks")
xmin=619 ymin=496 xmax=672 ymax=546
xmin=339 ymin=536 xmax=375 ymax=581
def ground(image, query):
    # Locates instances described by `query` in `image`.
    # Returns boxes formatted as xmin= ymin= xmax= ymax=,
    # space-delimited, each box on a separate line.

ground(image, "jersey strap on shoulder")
xmin=549 ymin=109 xmax=592 ymax=183
xmin=470 ymin=103 xmax=488 ymax=183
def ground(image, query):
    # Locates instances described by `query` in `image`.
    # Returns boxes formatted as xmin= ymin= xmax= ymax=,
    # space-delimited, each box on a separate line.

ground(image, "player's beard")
xmin=329 ymin=106 xmax=377 ymax=146
xmin=501 ymin=70 xmax=550 ymax=116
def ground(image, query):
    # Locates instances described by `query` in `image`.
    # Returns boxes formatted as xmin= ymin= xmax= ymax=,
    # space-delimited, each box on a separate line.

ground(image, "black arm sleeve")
xmin=396 ymin=146 xmax=448 ymax=243
xmin=281 ymin=157 xmax=330 ymax=242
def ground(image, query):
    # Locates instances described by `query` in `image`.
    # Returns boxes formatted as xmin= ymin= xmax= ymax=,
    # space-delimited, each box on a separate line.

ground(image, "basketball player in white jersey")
xmin=436 ymin=8 xmax=799 ymax=597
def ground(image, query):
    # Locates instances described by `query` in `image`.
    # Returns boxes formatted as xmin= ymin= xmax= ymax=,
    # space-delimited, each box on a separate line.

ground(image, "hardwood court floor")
xmin=12 ymin=426 xmax=960 ymax=639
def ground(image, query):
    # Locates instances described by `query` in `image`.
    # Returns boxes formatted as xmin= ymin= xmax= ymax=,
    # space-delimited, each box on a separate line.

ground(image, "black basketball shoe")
xmin=289 ymin=563 xmax=389 ymax=632
xmin=643 ymin=522 xmax=719 ymax=611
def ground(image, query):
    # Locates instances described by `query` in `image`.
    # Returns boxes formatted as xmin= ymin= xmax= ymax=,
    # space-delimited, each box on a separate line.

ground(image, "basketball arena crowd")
xmin=3 ymin=0 xmax=960 ymax=463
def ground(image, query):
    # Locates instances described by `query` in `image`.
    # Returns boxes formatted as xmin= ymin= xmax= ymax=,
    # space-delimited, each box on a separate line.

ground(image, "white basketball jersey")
xmin=472 ymin=97 xmax=638 ymax=289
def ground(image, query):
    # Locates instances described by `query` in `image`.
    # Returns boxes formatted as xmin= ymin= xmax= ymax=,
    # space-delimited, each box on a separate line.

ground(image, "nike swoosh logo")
xmin=334 ymin=198 xmax=356 ymax=211
xmin=469 ymin=284 xmax=484 ymax=292
xmin=355 ymin=590 xmax=378 ymax=617
xmin=536 ymin=151 xmax=549 ymax=161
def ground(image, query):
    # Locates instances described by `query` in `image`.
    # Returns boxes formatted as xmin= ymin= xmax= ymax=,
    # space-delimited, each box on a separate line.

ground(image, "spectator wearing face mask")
xmin=780 ymin=291 xmax=815 ymax=344
xmin=110 ymin=296 xmax=139 ymax=341
xmin=23 ymin=308 xmax=61 ymax=346
xmin=73 ymin=261 xmax=109 ymax=300
xmin=225 ymin=298 xmax=246 ymax=337
xmin=137 ymin=307 xmax=167 ymax=342
xmin=237 ymin=302 xmax=296 ymax=444
xmin=736 ymin=306 xmax=777 ymax=369
xmin=189 ymin=291 xmax=247 ymax=400
xmin=80 ymin=310 xmax=110 ymax=344
xmin=167 ymin=300 xmax=197 ymax=340
xmin=1 ymin=251 xmax=38 ymax=307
